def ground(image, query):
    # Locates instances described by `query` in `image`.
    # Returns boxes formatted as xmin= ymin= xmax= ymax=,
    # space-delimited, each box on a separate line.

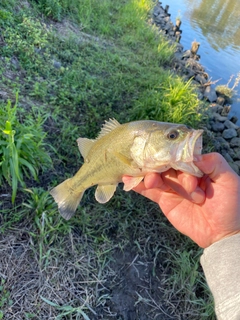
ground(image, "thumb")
xmin=194 ymin=152 xmax=236 ymax=182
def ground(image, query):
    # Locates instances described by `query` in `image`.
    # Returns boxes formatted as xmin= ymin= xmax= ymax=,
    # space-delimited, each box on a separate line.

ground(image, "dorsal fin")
xmin=77 ymin=137 xmax=95 ymax=159
xmin=97 ymin=118 xmax=121 ymax=139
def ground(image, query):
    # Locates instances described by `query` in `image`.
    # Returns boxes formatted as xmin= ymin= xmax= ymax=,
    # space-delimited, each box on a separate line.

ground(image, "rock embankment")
xmin=151 ymin=1 xmax=240 ymax=174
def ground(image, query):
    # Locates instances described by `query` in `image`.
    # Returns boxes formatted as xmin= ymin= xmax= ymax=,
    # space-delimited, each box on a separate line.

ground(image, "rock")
xmin=211 ymin=121 xmax=225 ymax=132
xmin=0 ymin=91 xmax=8 ymax=100
xmin=228 ymin=148 xmax=237 ymax=159
xmin=153 ymin=6 xmax=161 ymax=16
xmin=234 ymin=160 xmax=240 ymax=169
xmin=234 ymin=148 xmax=240 ymax=160
xmin=210 ymin=112 xmax=227 ymax=122
xmin=182 ymin=50 xmax=191 ymax=59
xmin=209 ymin=104 xmax=223 ymax=113
xmin=230 ymin=137 xmax=240 ymax=148
xmin=175 ymin=43 xmax=184 ymax=52
xmin=53 ymin=60 xmax=62 ymax=69
xmin=203 ymin=86 xmax=217 ymax=102
xmin=222 ymin=128 xmax=238 ymax=139
xmin=222 ymin=151 xmax=234 ymax=163
xmin=230 ymin=116 xmax=238 ymax=124
xmin=237 ymin=128 xmax=240 ymax=137
xmin=154 ymin=15 xmax=163 ymax=23
xmin=196 ymin=90 xmax=203 ymax=100
xmin=212 ymin=136 xmax=230 ymax=152
xmin=224 ymin=119 xmax=239 ymax=130
xmin=195 ymin=74 xmax=208 ymax=84
xmin=11 ymin=56 xmax=20 ymax=70
xmin=228 ymin=162 xmax=239 ymax=174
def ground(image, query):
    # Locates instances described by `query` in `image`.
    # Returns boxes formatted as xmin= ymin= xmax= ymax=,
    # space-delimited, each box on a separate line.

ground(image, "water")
xmin=161 ymin=0 xmax=240 ymax=123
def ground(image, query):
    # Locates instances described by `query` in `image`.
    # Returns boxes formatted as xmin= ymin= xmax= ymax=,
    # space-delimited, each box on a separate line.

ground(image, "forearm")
xmin=200 ymin=233 xmax=240 ymax=320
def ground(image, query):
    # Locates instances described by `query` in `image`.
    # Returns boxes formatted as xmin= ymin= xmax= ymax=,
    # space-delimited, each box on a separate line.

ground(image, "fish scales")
xmin=50 ymin=119 xmax=203 ymax=220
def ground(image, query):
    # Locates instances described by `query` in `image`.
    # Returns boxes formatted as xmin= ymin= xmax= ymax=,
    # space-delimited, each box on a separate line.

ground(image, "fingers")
xmin=162 ymin=169 xmax=205 ymax=204
xmin=143 ymin=172 xmax=168 ymax=190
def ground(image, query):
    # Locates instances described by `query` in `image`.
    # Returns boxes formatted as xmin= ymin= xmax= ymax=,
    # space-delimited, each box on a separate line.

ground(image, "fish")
xmin=50 ymin=119 xmax=203 ymax=220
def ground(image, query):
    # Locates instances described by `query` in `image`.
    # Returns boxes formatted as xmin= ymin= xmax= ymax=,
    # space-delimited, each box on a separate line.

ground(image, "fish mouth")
xmin=174 ymin=129 xmax=204 ymax=177
xmin=190 ymin=129 xmax=203 ymax=158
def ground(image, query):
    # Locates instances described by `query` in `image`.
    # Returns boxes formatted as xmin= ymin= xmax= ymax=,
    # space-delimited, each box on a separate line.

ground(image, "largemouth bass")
xmin=50 ymin=119 xmax=203 ymax=220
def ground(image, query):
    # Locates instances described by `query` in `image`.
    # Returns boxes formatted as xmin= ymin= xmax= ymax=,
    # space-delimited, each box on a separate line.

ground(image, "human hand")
xmin=122 ymin=153 xmax=240 ymax=248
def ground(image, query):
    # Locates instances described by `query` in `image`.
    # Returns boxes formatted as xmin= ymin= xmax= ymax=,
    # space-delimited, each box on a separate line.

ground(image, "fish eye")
xmin=167 ymin=130 xmax=179 ymax=140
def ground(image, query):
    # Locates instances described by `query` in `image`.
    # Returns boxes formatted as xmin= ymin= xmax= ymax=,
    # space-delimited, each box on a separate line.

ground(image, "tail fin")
xmin=50 ymin=178 xmax=84 ymax=220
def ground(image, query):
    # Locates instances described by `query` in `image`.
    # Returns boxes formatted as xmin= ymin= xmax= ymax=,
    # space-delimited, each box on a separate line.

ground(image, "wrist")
xmin=209 ymin=230 xmax=240 ymax=248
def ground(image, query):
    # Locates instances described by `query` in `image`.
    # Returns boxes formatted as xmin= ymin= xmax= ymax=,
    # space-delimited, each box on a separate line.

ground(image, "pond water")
xmin=161 ymin=0 xmax=240 ymax=123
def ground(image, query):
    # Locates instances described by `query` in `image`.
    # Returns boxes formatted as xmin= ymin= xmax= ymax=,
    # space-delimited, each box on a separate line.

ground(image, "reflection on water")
xmin=162 ymin=0 xmax=240 ymax=122
xmin=188 ymin=0 xmax=240 ymax=51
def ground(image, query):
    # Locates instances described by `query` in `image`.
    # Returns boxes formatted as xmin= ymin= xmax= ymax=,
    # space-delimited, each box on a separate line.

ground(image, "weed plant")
xmin=0 ymin=96 xmax=52 ymax=202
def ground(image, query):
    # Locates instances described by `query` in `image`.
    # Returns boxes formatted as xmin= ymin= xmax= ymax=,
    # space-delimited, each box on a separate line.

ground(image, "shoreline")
xmin=151 ymin=2 xmax=240 ymax=174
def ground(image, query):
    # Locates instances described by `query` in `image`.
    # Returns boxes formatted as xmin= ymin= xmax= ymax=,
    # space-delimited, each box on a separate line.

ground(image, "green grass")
xmin=0 ymin=0 xmax=214 ymax=319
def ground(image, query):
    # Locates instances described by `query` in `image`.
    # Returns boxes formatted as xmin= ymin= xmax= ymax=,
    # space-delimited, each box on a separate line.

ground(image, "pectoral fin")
xmin=123 ymin=176 xmax=144 ymax=191
xmin=95 ymin=184 xmax=117 ymax=203
xmin=111 ymin=151 xmax=132 ymax=166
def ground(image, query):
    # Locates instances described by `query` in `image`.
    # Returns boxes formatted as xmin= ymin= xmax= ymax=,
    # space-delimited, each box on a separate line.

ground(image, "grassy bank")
xmin=0 ymin=0 xmax=214 ymax=319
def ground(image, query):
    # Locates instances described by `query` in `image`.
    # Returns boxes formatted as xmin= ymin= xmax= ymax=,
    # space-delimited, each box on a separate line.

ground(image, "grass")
xmin=0 ymin=0 xmax=214 ymax=319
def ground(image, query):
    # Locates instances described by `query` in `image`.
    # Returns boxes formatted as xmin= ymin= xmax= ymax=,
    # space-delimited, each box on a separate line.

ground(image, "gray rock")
xmin=234 ymin=160 xmax=240 ymax=169
xmin=195 ymin=74 xmax=208 ymax=84
xmin=53 ymin=60 xmax=62 ymax=69
xmin=224 ymin=119 xmax=239 ymax=130
xmin=153 ymin=6 xmax=161 ymax=16
xmin=203 ymin=86 xmax=217 ymax=102
xmin=222 ymin=152 xmax=234 ymax=163
xmin=154 ymin=15 xmax=163 ymax=23
xmin=211 ymin=121 xmax=225 ymax=132
xmin=164 ymin=16 xmax=170 ymax=22
xmin=175 ymin=43 xmax=184 ymax=52
xmin=228 ymin=162 xmax=239 ymax=174
xmin=230 ymin=116 xmax=238 ymax=124
xmin=210 ymin=112 xmax=228 ymax=122
xmin=222 ymin=128 xmax=238 ymax=139
xmin=213 ymin=136 xmax=230 ymax=151
xmin=234 ymin=148 xmax=240 ymax=160
xmin=209 ymin=105 xmax=223 ymax=114
xmin=230 ymin=137 xmax=240 ymax=148
xmin=11 ymin=56 xmax=20 ymax=70
xmin=174 ymin=52 xmax=182 ymax=63
xmin=182 ymin=50 xmax=191 ymax=59
xmin=228 ymin=148 xmax=237 ymax=159
xmin=237 ymin=128 xmax=240 ymax=137
xmin=0 ymin=91 xmax=8 ymax=100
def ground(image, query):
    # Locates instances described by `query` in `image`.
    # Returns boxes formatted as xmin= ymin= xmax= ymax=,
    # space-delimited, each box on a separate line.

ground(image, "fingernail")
xmin=190 ymin=187 xmax=205 ymax=204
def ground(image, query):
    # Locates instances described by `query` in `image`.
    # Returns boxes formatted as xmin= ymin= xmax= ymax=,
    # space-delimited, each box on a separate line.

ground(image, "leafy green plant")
xmin=132 ymin=75 xmax=202 ymax=126
xmin=0 ymin=95 xmax=52 ymax=202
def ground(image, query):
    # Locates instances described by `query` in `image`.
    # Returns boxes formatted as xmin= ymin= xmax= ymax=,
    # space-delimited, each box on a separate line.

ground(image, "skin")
xmin=122 ymin=153 xmax=240 ymax=248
